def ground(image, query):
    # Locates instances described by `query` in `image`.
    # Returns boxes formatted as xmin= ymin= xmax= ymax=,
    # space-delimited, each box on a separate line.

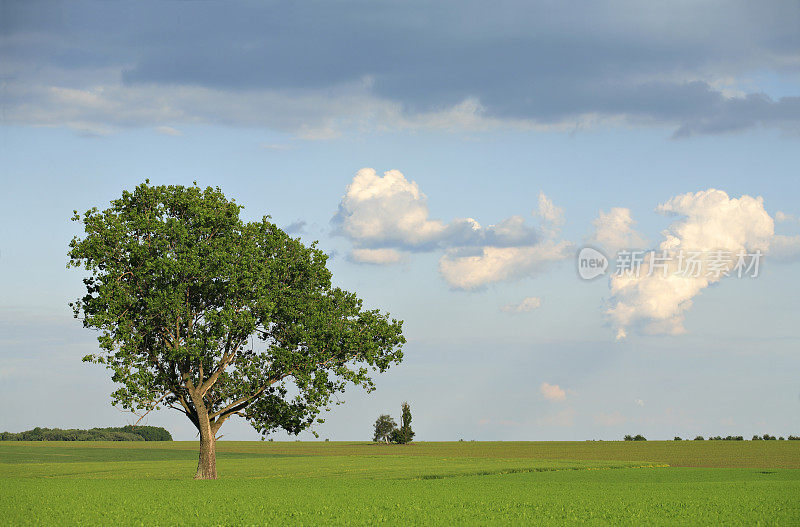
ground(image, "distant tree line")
xmin=625 ymin=434 xmax=800 ymax=441
xmin=678 ymin=436 xmax=745 ymax=441
xmin=0 ymin=426 xmax=172 ymax=441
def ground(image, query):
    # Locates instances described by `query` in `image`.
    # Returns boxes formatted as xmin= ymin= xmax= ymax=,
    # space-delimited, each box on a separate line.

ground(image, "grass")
xmin=1 ymin=441 xmax=798 ymax=525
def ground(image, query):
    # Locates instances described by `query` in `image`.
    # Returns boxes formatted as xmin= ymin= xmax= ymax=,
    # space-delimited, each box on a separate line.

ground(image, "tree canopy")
xmin=68 ymin=182 xmax=405 ymax=478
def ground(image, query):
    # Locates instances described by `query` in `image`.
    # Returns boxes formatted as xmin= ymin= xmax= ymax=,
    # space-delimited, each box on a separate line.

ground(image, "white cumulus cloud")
xmin=606 ymin=189 xmax=778 ymax=339
xmin=333 ymin=168 xmax=571 ymax=288
xmin=588 ymin=207 xmax=648 ymax=255
xmin=536 ymin=191 xmax=565 ymax=226
xmin=540 ymin=382 xmax=567 ymax=402
xmin=333 ymin=168 xmax=449 ymax=249
xmin=440 ymin=241 xmax=570 ymax=290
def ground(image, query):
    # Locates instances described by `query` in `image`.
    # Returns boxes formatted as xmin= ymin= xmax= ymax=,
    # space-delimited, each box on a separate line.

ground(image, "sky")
xmin=1 ymin=1 xmax=799 ymax=441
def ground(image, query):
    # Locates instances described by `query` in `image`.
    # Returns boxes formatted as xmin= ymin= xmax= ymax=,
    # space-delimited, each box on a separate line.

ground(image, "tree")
xmin=68 ymin=182 xmax=405 ymax=479
xmin=372 ymin=414 xmax=397 ymax=443
xmin=391 ymin=402 xmax=414 ymax=444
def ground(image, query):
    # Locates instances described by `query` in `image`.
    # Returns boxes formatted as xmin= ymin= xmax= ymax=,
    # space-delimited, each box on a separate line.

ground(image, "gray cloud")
xmin=3 ymin=1 xmax=799 ymax=136
xmin=283 ymin=220 xmax=307 ymax=235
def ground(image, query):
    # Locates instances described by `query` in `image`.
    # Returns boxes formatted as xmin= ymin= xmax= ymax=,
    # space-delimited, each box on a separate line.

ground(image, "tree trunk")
xmin=195 ymin=422 xmax=217 ymax=479
xmin=193 ymin=399 xmax=218 ymax=479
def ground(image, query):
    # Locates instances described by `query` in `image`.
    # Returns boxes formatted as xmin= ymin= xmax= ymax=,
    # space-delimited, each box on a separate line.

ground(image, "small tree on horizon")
xmin=372 ymin=414 xmax=397 ymax=443
xmin=391 ymin=401 xmax=414 ymax=444
xmin=68 ymin=182 xmax=405 ymax=479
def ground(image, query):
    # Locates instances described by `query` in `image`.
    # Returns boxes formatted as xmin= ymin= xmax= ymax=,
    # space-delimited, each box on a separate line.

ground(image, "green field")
xmin=1 ymin=441 xmax=798 ymax=525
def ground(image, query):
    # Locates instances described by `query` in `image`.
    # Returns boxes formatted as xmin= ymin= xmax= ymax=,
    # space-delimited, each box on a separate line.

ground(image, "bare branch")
xmin=131 ymin=391 xmax=171 ymax=425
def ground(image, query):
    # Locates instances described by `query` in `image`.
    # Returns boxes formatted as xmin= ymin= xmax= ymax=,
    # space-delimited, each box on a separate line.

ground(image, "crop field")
xmin=1 ymin=441 xmax=798 ymax=525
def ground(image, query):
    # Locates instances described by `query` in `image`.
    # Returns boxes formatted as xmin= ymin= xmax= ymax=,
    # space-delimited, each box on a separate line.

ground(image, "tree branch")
xmin=175 ymin=392 xmax=200 ymax=430
xmin=131 ymin=391 xmax=171 ymax=425
xmin=209 ymin=371 xmax=291 ymax=421
xmin=198 ymin=339 xmax=243 ymax=396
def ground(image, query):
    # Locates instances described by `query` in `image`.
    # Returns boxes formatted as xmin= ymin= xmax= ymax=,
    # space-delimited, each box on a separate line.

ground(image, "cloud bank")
xmin=3 ymin=2 xmax=799 ymax=137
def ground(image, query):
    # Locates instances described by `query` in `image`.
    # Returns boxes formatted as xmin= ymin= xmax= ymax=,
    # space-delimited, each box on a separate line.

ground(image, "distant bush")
xmin=694 ymin=436 xmax=704 ymax=441
xmin=0 ymin=426 xmax=172 ymax=441
xmin=673 ymin=436 xmax=682 ymax=441
xmin=789 ymin=435 xmax=800 ymax=441
xmin=623 ymin=434 xmax=646 ymax=441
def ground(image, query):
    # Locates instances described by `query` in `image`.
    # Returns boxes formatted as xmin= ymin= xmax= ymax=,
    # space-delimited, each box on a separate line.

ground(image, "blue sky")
xmin=1 ymin=1 xmax=799 ymax=441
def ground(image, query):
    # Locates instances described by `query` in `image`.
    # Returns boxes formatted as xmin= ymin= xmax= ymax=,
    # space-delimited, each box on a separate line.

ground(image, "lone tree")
xmin=68 ymin=182 xmax=405 ymax=479
xmin=372 ymin=414 xmax=397 ymax=443
xmin=390 ymin=402 xmax=414 ymax=444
